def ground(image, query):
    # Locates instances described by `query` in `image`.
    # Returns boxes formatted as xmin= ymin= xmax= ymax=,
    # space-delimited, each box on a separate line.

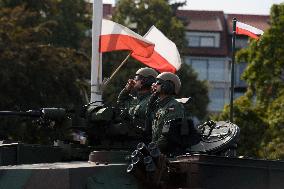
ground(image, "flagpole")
xmin=230 ymin=18 xmax=237 ymax=122
xmin=103 ymin=53 xmax=131 ymax=89
xmin=91 ymin=0 xmax=103 ymax=105
xmin=103 ymin=27 xmax=152 ymax=89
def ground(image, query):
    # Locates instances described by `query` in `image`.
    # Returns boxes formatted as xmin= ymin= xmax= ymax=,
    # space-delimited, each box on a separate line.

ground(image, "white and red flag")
xmin=100 ymin=19 xmax=155 ymax=58
xmin=132 ymin=26 xmax=181 ymax=73
xmin=236 ymin=21 xmax=264 ymax=40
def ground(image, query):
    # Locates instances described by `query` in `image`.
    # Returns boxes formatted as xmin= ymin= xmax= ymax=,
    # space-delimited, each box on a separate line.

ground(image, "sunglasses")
xmin=134 ymin=75 xmax=143 ymax=81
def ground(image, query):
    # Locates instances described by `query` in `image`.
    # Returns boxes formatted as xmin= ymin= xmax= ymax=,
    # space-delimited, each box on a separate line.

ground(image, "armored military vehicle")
xmin=1 ymin=101 xmax=283 ymax=189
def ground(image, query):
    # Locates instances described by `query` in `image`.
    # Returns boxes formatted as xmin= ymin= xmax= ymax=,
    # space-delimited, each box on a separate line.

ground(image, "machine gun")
xmin=79 ymin=102 xmax=145 ymax=150
xmin=0 ymin=108 xmax=67 ymax=121
xmin=0 ymin=107 xmax=80 ymax=145
xmin=0 ymin=103 xmax=146 ymax=158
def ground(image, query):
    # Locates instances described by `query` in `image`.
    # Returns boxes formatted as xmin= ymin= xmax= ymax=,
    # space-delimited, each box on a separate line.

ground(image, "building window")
xmin=208 ymin=60 xmax=225 ymax=81
xmin=188 ymin=36 xmax=200 ymax=47
xmin=186 ymin=32 xmax=220 ymax=48
xmin=190 ymin=58 xmax=226 ymax=81
xmin=191 ymin=59 xmax=208 ymax=80
xmin=235 ymin=62 xmax=247 ymax=87
xmin=235 ymin=38 xmax=249 ymax=49
xmin=209 ymin=88 xmax=225 ymax=111
xmin=200 ymin=36 xmax=215 ymax=47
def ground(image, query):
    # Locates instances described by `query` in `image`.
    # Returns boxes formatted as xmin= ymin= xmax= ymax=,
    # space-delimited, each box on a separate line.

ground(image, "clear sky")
xmin=102 ymin=0 xmax=284 ymax=15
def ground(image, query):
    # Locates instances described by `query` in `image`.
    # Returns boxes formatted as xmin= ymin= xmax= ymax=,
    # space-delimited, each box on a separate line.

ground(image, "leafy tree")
xmin=102 ymin=0 xmax=209 ymax=120
xmin=218 ymin=93 xmax=268 ymax=157
xmin=0 ymin=4 xmax=90 ymax=143
xmin=260 ymin=90 xmax=284 ymax=159
xmin=49 ymin=0 xmax=91 ymax=49
xmin=0 ymin=5 xmax=90 ymax=108
xmin=0 ymin=0 xmax=91 ymax=49
xmin=219 ymin=3 xmax=284 ymax=159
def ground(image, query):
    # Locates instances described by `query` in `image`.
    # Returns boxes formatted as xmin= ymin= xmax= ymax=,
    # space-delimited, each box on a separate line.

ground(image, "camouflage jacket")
xmin=151 ymin=96 xmax=185 ymax=154
xmin=117 ymin=89 xmax=151 ymax=129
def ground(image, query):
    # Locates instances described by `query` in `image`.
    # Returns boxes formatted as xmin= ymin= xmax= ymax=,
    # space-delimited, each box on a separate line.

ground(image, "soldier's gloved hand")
xmin=148 ymin=93 xmax=158 ymax=109
xmin=151 ymin=82 xmax=158 ymax=94
xmin=125 ymin=79 xmax=136 ymax=91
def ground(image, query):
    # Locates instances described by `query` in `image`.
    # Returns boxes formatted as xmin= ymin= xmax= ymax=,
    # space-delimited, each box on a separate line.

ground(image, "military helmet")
xmin=136 ymin=67 xmax=158 ymax=78
xmin=156 ymin=72 xmax=181 ymax=94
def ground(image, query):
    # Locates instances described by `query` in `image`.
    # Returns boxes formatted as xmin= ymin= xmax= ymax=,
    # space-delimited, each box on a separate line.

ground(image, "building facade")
xmin=177 ymin=10 xmax=270 ymax=113
xmin=102 ymin=3 xmax=270 ymax=113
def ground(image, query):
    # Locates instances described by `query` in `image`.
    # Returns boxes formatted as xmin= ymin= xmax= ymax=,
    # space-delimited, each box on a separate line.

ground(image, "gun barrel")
xmin=0 ymin=108 xmax=66 ymax=120
xmin=0 ymin=110 xmax=41 ymax=117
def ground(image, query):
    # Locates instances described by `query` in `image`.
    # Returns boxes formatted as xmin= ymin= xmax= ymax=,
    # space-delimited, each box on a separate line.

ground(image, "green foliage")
xmin=0 ymin=5 xmax=90 ymax=108
xmin=237 ymin=5 xmax=284 ymax=104
xmin=103 ymin=0 xmax=209 ymax=119
xmin=219 ymin=95 xmax=268 ymax=157
xmin=49 ymin=0 xmax=91 ymax=49
xmin=0 ymin=2 xmax=90 ymax=143
xmin=220 ymin=3 xmax=284 ymax=159
xmin=259 ymin=90 xmax=284 ymax=159
xmin=0 ymin=0 xmax=91 ymax=49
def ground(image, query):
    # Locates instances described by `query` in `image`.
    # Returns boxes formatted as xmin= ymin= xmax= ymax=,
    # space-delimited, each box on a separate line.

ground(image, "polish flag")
xmin=131 ymin=26 xmax=181 ymax=73
xmin=100 ymin=19 xmax=155 ymax=58
xmin=236 ymin=21 xmax=264 ymax=40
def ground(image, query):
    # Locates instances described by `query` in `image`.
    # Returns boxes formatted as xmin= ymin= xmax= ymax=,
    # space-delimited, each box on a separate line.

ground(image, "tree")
xmin=0 ymin=0 xmax=91 ymax=49
xmin=260 ymin=90 xmax=284 ymax=159
xmin=0 ymin=5 xmax=90 ymax=108
xmin=102 ymin=0 xmax=209 ymax=120
xmin=218 ymin=93 xmax=268 ymax=157
xmin=0 ymin=4 xmax=90 ymax=143
xmin=49 ymin=0 xmax=91 ymax=49
xmin=219 ymin=3 xmax=284 ymax=159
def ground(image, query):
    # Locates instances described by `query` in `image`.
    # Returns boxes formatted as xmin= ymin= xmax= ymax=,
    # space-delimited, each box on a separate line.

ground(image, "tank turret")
xmin=80 ymin=103 xmax=145 ymax=149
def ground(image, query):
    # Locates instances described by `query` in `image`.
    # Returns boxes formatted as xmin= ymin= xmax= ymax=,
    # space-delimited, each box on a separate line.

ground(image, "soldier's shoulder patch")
xmin=162 ymin=122 xmax=170 ymax=133
xmin=167 ymin=106 xmax=175 ymax=111
xmin=132 ymin=96 xmax=137 ymax=100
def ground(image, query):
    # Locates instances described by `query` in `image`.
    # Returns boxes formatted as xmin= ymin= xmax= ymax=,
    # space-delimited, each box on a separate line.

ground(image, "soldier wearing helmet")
xmin=148 ymin=72 xmax=185 ymax=155
xmin=117 ymin=67 xmax=158 ymax=131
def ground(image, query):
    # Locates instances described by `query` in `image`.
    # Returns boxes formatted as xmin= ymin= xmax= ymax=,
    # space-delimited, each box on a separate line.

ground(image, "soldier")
xmin=117 ymin=67 xmax=158 ymax=131
xmin=149 ymin=72 xmax=186 ymax=155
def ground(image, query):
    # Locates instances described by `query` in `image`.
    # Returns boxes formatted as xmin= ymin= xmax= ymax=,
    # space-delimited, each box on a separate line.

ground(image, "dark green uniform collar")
xmin=137 ymin=91 xmax=151 ymax=101
xmin=156 ymin=96 xmax=174 ymax=107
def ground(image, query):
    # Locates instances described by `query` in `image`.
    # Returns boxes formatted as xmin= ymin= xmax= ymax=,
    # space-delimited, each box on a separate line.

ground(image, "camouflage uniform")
xmin=117 ymin=89 xmax=151 ymax=129
xmin=117 ymin=67 xmax=158 ymax=130
xmin=151 ymin=96 xmax=185 ymax=154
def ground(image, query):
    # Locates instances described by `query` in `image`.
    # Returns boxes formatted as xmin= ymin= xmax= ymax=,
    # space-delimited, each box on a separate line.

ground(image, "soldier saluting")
xmin=148 ymin=72 xmax=186 ymax=155
xmin=117 ymin=67 xmax=158 ymax=132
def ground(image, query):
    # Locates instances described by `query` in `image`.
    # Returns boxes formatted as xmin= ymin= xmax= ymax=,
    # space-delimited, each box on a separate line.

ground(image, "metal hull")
xmin=1 ymin=154 xmax=284 ymax=189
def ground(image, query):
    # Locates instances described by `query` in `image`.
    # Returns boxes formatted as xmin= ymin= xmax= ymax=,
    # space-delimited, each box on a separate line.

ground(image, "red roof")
xmin=177 ymin=10 xmax=229 ymax=56
xmin=177 ymin=10 xmax=225 ymax=32
xmin=226 ymin=14 xmax=270 ymax=33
